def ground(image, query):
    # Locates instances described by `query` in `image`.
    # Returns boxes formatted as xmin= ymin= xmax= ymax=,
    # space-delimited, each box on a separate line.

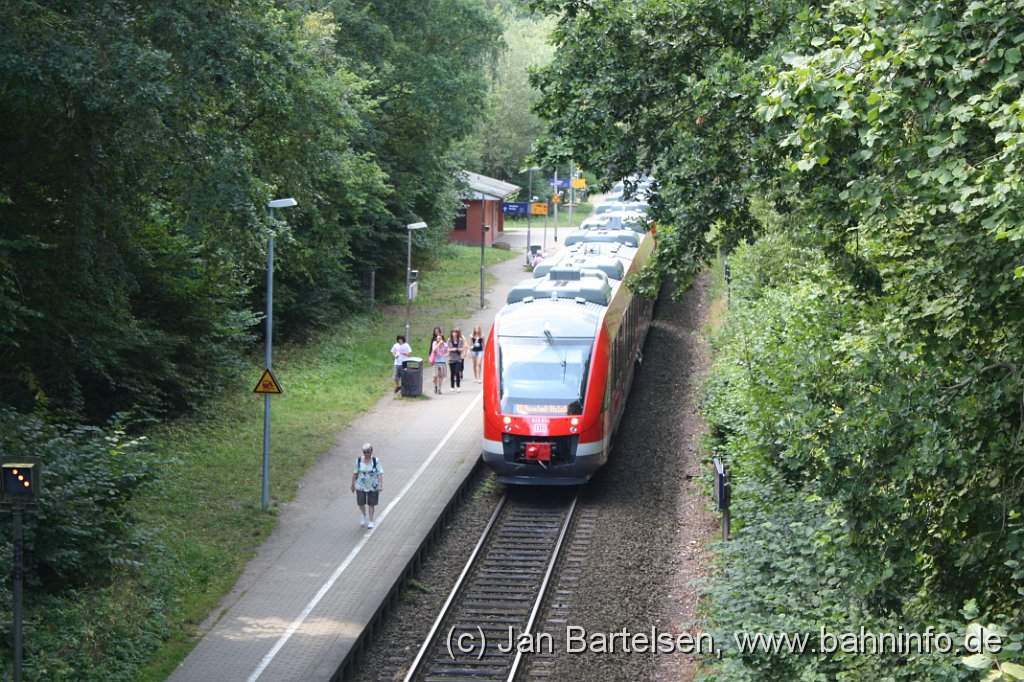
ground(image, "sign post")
xmin=553 ymin=169 xmax=559 ymax=242
xmin=713 ymin=457 xmax=731 ymax=541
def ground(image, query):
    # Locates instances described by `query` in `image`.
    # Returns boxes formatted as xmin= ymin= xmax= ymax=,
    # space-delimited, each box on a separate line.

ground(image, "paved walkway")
xmin=167 ymin=225 xmax=557 ymax=682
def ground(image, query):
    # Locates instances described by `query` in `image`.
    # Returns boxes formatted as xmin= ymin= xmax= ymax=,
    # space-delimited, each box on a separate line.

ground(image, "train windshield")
xmin=498 ymin=335 xmax=593 ymax=416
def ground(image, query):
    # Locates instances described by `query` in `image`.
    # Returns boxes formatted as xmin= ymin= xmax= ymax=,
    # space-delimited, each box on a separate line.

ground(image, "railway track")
xmin=401 ymin=489 xmax=579 ymax=682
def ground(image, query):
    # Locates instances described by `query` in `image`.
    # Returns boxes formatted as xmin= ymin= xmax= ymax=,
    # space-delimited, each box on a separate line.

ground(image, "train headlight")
xmin=503 ymin=416 xmax=512 ymax=424
xmin=570 ymin=418 xmax=579 ymax=426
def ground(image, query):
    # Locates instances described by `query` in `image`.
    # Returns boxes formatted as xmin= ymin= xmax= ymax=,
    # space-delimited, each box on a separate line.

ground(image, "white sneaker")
xmin=360 ymin=515 xmax=367 ymax=527
xmin=367 ymin=520 xmax=375 ymax=529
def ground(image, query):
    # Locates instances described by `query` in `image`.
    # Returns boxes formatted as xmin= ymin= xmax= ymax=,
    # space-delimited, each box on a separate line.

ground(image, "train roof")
xmin=507 ymin=268 xmax=615 ymax=306
xmin=562 ymin=229 xmax=640 ymax=248
xmin=497 ymin=296 xmax=607 ymax=338
xmin=579 ymin=211 xmax=647 ymax=233
xmin=533 ymin=243 xmax=633 ymax=281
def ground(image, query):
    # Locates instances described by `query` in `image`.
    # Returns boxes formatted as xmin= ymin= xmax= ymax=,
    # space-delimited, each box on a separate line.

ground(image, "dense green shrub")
xmin=701 ymin=232 xmax=1024 ymax=680
xmin=0 ymin=410 xmax=159 ymax=588
xmin=0 ymin=409 xmax=164 ymax=679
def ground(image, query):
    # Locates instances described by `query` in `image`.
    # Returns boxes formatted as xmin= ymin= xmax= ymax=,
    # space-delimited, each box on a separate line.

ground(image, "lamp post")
xmin=405 ymin=221 xmax=427 ymax=342
xmin=525 ymin=166 xmax=540 ymax=265
xmin=480 ymin=199 xmax=489 ymax=309
xmin=263 ymin=197 xmax=297 ymax=512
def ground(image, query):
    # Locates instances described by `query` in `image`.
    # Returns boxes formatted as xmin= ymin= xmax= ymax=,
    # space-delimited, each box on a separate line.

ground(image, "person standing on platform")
xmin=469 ymin=325 xmax=485 ymax=382
xmin=351 ymin=443 xmax=383 ymax=529
xmin=447 ymin=328 xmax=466 ymax=392
xmin=430 ymin=331 xmax=448 ymax=394
xmin=390 ymin=334 xmax=412 ymax=394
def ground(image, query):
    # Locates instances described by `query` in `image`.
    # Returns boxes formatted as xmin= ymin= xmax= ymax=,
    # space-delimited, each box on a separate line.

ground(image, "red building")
xmin=450 ymin=171 xmax=521 ymax=247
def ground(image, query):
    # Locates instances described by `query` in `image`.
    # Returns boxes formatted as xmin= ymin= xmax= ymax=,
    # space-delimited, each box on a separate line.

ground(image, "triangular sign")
xmin=253 ymin=368 xmax=284 ymax=395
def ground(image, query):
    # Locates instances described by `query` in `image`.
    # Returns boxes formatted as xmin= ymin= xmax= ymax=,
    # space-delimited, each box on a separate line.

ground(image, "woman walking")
xmin=469 ymin=325 xmax=485 ymax=382
xmin=430 ymin=331 xmax=449 ymax=394
xmin=351 ymin=443 xmax=383 ymax=529
xmin=447 ymin=328 xmax=466 ymax=392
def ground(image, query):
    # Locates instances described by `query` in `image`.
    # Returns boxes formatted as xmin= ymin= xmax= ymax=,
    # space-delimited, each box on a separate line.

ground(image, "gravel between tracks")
xmin=549 ymin=274 xmax=718 ymax=682
xmin=347 ymin=274 xmax=717 ymax=682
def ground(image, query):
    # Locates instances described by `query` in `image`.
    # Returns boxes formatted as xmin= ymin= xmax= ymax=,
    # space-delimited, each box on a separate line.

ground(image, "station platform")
xmin=166 ymin=225 xmax=559 ymax=682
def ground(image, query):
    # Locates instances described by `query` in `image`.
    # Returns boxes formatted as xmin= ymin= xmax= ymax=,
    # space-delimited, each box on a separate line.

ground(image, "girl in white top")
xmin=390 ymin=334 xmax=412 ymax=394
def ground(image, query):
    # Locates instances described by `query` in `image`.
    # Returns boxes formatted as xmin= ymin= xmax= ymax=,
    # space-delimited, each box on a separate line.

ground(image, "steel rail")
xmin=505 ymin=493 xmax=579 ymax=681
xmin=401 ymin=490 xmax=579 ymax=682
xmin=401 ymin=493 xmax=508 ymax=682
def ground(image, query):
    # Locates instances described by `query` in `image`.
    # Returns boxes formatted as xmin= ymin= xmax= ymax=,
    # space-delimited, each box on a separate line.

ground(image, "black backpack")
xmin=356 ymin=456 xmax=379 ymax=474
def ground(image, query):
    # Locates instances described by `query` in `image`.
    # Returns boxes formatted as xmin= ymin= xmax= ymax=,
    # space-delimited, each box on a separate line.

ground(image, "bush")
xmin=0 ymin=410 xmax=160 ymax=588
xmin=701 ymin=231 xmax=1024 ymax=680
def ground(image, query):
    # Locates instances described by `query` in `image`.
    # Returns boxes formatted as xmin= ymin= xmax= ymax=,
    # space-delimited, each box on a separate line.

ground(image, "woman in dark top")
xmin=447 ymin=328 xmax=466 ymax=392
xmin=469 ymin=324 xmax=485 ymax=383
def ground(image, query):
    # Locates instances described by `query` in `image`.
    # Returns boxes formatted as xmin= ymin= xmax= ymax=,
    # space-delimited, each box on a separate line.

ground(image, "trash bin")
xmin=401 ymin=357 xmax=423 ymax=397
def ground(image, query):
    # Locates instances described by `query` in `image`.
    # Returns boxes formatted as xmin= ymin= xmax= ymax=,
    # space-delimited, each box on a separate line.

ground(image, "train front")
xmin=482 ymin=301 xmax=609 ymax=485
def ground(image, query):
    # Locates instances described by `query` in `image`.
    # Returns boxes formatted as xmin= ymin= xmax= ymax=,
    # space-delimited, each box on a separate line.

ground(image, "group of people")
xmin=390 ymin=325 xmax=485 ymax=395
xmin=363 ymin=325 xmax=487 ymax=531
xmin=426 ymin=325 xmax=485 ymax=394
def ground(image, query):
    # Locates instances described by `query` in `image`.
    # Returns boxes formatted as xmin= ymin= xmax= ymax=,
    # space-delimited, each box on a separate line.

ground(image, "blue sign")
xmin=548 ymin=178 xmax=571 ymax=189
xmin=503 ymin=202 xmax=529 ymax=216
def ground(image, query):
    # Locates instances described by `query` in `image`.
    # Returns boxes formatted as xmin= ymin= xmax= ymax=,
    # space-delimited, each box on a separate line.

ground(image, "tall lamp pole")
xmin=480 ymin=199 xmax=489 ymax=309
xmin=525 ymin=166 xmax=540 ymax=265
xmin=405 ymin=221 xmax=427 ymax=342
xmin=263 ymin=197 xmax=296 ymax=511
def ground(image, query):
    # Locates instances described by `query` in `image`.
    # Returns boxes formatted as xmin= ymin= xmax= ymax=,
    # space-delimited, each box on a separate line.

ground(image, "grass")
xmin=133 ymin=244 xmax=518 ymax=681
xmin=705 ymin=253 xmax=728 ymax=335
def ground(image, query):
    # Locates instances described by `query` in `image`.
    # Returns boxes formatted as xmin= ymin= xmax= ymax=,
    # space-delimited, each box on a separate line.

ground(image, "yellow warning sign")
xmin=551 ymin=194 xmax=561 ymax=204
xmin=530 ymin=202 xmax=548 ymax=216
xmin=253 ymin=368 xmax=284 ymax=395
xmin=572 ymin=178 xmax=587 ymax=189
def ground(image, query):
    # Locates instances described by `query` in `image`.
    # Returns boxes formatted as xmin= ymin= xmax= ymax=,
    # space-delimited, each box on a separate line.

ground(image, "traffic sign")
xmin=572 ymin=178 xmax=587 ymax=189
xmin=530 ymin=202 xmax=548 ymax=216
xmin=253 ymin=368 xmax=284 ymax=395
xmin=548 ymin=178 xmax=571 ymax=189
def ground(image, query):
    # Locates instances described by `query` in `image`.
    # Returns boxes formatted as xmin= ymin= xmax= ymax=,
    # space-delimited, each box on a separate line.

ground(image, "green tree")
xmin=476 ymin=10 xmax=555 ymax=182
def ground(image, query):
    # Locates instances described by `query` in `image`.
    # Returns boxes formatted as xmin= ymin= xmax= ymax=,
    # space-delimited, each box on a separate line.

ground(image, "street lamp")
xmin=405 ymin=221 xmax=427 ymax=342
xmin=525 ymin=166 xmax=540 ymax=265
xmin=480 ymin=214 xmax=490 ymax=309
xmin=263 ymin=197 xmax=297 ymax=511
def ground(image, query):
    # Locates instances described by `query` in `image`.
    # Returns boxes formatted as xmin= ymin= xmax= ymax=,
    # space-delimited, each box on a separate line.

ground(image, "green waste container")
xmin=401 ymin=357 xmax=423 ymax=397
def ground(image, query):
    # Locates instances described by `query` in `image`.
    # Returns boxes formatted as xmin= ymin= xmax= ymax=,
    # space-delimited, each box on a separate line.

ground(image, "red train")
xmin=482 ymin=229 xmax=656 ymax=484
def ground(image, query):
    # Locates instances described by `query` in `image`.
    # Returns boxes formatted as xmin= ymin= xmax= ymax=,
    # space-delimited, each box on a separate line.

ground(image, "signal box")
xmin=1 ymin=460 xmax=41 ymax=507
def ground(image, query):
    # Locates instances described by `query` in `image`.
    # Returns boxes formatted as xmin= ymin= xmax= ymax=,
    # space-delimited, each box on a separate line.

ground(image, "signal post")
xmin=2 ymin=458 xmax=42 ymax=682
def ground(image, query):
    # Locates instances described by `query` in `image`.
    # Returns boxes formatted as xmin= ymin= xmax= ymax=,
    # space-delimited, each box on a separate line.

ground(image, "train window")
xmin=498 ymin=336 xmax=593 ymax=415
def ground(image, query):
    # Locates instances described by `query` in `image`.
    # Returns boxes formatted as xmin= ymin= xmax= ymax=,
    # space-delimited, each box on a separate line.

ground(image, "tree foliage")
xmin=474 ymin=9 xmax=555 ymax=182
xmin=0 ymin=0 xmax=500 ymax=419
xmin=528 ymin=0 xmax=1024 ymax=677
